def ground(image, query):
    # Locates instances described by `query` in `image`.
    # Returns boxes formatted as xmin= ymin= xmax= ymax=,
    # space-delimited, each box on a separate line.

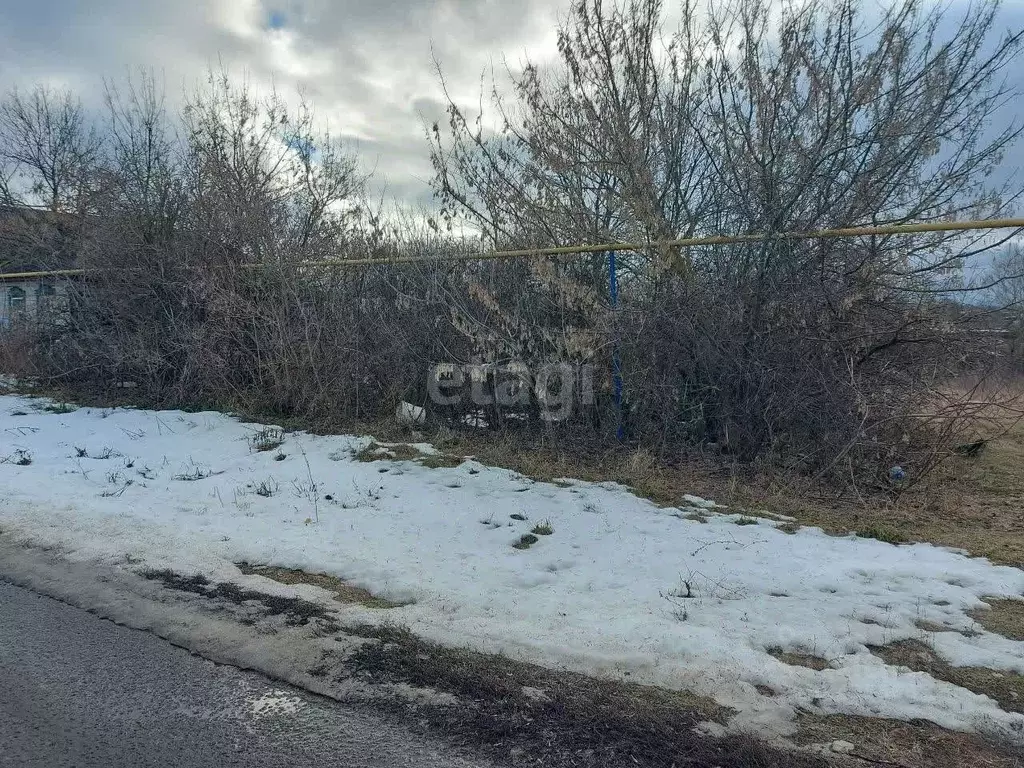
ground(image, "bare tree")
xmin=0 ymin=85 xmax=100 ymax=273
xmin=99 ymin=70 xmax=184 ymax=244
xmin=180 ymin=69 xmax=366 ymax=266
xmin=0 ymin=85 xmax=99 ymax=212
xmin=430 ymin=0 xmax=713 ymax=271
xmin=429 ymin=0 xmax=1024 ymax=479
xmin=987 ymin=244 xmax=1024 ymax=306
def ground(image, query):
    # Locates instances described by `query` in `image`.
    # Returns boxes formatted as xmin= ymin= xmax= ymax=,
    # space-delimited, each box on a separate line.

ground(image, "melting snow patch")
xmin=247 ymin=690 xmax=304 ymax=719
xmin=1 ymin=395 xmax=1024 ymax=744
xmin=681 ymin=494 xmax=720 ymax=509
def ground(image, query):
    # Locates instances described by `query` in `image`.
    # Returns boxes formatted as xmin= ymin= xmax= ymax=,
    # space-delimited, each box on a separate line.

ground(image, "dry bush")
xmin=37 ymin=71 xmax=433 ymax=420
xmin=0 ymin=324 xmax=39 ymax=379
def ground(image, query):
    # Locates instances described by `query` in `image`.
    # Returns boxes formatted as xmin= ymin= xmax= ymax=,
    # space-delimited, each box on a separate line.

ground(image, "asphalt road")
xmin=0 ymin=580 xmax=489 ymax=768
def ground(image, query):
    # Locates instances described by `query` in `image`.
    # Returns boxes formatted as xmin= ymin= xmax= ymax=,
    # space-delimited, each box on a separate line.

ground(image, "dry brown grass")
xmin=767 ymin=648 xmax=831 ymax=671
xmin=235 ymin=563 xmax=409 ymax=609
xmin=970 ymin=599 xmax=1024 ymax=642
xmin=795 ymin=713 xmax=1023 ymax=768
xmin=443 ymin=436 xmax=740 ymax=507
xmin=869 ymin=639 xmax=1024 ymax=715
xmin=913 ymin=618 xmax=969 ymax=634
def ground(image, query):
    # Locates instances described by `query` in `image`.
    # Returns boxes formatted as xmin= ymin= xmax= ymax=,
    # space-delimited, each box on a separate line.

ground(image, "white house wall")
xmin=0 ymin=279 xmax=68 ymax=326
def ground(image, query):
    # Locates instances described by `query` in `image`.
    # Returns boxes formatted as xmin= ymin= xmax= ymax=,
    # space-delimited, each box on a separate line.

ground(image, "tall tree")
xmin=0 ymin=84 xmax=99 ymax=212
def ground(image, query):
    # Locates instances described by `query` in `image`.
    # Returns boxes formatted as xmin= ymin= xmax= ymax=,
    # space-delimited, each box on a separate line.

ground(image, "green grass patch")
xmin=42 ymin=402 xmax=77 ymax=414
xmin=512 ymin=533 xmax=539 ymax=550
xmin=419 ymin=453 xmax=465 ymax=469
xmin=353 ymin=441 xmax=463 ymax=469
xmin=354 ymin=441 xmax=425 ymax=462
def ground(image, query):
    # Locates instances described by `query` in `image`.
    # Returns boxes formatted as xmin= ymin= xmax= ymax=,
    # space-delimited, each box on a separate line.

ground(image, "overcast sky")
xmin=1 ymin=0 xmax=1021 ymax=211
xmin=0 ymin=0 xmax=567 ymax=208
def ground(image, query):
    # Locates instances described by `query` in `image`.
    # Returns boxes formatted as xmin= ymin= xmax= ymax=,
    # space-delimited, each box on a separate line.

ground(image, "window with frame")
xmin=37 ymin=282 xmax=56 ymax=310
xmin=7 ymin=286 xmax=26 ymax=317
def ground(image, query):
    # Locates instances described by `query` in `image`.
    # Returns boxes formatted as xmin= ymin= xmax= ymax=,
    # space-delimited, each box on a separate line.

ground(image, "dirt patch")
xmin=913 ymin=618 xmax=972 ymax=634
xmin=970 ymin=598 xmax=1024 ymax=641
xmin=768 ymin=647 xmax=831 ymax=671
xmin=342 ymin=623 xmax=829 ymax=768
xmin=795 ymin=712 xmax=1023 ymax=768
xmin=869 ymin=639 xmax=1024 ymax=714
xmin=235 ymin=563 xmax=408 ymax=609
xmin=354 ymin=441 xmax=426 ymax=462
xmin=354 ymin=441 xmax=464 ymax=469
xmin=140 ymin=568 xmax=339 ymax=630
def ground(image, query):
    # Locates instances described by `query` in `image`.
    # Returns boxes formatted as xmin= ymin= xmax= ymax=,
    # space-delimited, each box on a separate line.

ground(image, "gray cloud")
xmin=0 ymin=0 xmax=1020 ymax=209
xmin=0 ymin=0 xmax=561 ymax=205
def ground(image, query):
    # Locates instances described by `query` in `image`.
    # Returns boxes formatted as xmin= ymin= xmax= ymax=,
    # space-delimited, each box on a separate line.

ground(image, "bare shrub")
xmin=28 ymin=71 xmax=467 ymax=430
xmin=0 ymin=324 xmax=39 ymax=378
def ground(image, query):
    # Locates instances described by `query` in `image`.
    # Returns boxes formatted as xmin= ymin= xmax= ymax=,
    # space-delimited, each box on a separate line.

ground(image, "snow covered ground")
xmin=1 ymin=394 xmax=1023 ymax=743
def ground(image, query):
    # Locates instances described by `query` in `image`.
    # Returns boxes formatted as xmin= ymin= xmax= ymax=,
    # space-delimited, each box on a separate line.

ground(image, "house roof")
xmin=0 ymin=204 xmax=80 ymax=276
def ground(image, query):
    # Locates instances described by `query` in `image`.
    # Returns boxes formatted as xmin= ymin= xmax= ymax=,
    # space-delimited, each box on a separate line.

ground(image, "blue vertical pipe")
xmin=609 ymin=250 xmax=624 ymax=442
